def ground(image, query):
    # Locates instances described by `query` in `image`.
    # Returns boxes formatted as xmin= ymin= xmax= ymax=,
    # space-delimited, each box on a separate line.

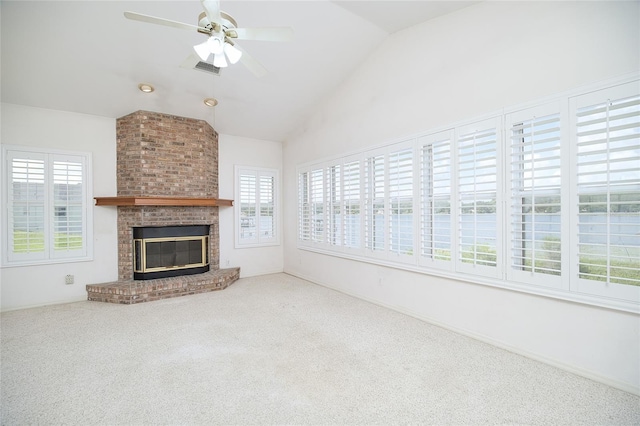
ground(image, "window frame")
xmin=454 ymin=117 xmax=503 ymax=279
xmin=569 ymin=82 xmax=640 ymax=303
xmin=234 ymin=165 xmax=280 ymax=248
xmin=387 ymin=144 xmax=416 ymax=263
xmin=2 ymin=145 xmax=93 ymax=267
xmin=327 ymin=163 xmax=342 ymax=247
xmin=298 ymin=170 xmax=311 ymax=243
xmin=505 ymin=101 xmax=566 ymax=290
xmin=341 ymin=155 xmax=363 ymax=253
xmin=363 ymin=149 xmax=387 ymax=259
xmin=418 ymin=129 xmax=455 ymax=271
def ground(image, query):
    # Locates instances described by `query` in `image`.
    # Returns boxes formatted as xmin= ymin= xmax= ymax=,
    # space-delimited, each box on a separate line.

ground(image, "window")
xmin=343 ymin=160 xmax=361 ymax=249
xmin=235 ymin=166 xmax=279 ymax=247
xmin=310 ymin=168 xmax=325 ymax=243
xmin=2 ymin=146 xmax=92 ymax=266
xmin=572 ymin=82 xmax=640 ymax=301
xmin=456 ymin=119 xmax=501 ymax=277
xmin=328 ymin=165 xmax=342 ymax=246
xmin=419 ymin=130 xmax=453 ymax=268
xmin=298 ymin=171 xmax=310 ymax=242
xmin=388 ymin=147 xmax=414 ymax=258
xmin=365 ymin=153 xmax=385 ymax=253
xmin=506 ymin=104 xmax=563 ymax=288
xmin=296 ymin=76 xmax=640 ymax=312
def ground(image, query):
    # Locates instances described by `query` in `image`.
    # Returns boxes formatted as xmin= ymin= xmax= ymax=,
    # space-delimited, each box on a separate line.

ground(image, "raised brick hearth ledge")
xmin=86 ymin=268 xmax=240 ymax=304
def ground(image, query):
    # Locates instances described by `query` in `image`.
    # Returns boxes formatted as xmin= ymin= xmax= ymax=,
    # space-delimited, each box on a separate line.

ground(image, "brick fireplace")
xmin=86 ymin=111 xmax=239 ymax=304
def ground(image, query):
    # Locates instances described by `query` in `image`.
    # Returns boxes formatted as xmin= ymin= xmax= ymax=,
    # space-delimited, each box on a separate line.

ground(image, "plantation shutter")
xmin=574 ymin=84 xmax=640 ymax=294
xmin=456 ymin=119 xmax=500 ymax=276
xmin=388 ymin=147 xmax=414 ymax=257
xmin=507 ymin=105 xmax=562 ymax=287
xmin=328 ymin=165 xmax=342 ymax=246
xmin=343 ymin=160 xmax=361 ymax=249
xmin=236 ymin=168 xmax=277 ymax=246
xmin=4 ymin=148 xmax=90 ymax=265
xmin=310 ymin=168 xmax=325 ymax=243
xmin=51 ymin=155 xmax=86 ymax=258
xmin=239 ymin=172 xmax=257 ymax=242
xmin=419 ymin=131 xmax=453 ymax=267
xmin=298 ymin=171 xmax=311 ymax=242
xmin=259 ymin=173 xmax=276 ymax=241
xmin=365 ymin=154 xmax=385 ymax=253
xmin=7 ymin=152 xmax=47 ymax=262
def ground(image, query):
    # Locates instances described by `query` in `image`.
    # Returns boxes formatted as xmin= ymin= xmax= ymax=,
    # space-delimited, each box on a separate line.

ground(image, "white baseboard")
xmin=239 ymin=268 xmax=284 ymax=279
xmin=1 ymin=296 xmax=88 ymax=313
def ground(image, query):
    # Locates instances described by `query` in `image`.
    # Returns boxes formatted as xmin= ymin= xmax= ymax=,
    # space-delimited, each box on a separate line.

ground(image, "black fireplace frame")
xmin=133 ymin=225 xmax=210 ymax=280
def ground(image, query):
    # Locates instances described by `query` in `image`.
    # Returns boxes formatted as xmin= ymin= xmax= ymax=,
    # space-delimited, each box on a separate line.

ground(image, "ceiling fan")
xmin=124 ymin=0 xmax=293 ymax=77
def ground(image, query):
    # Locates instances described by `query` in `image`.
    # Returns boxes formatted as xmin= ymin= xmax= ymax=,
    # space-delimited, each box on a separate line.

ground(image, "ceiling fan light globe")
xmin=224 ymin=43 xmax=242 ymax=64
xmin=207 ymin=34 xmax=225 ymax=55
xmin=194 ymin=41 xmax=211 ymax=61
xmin=213 ymin=52 xmax=228 ymax=68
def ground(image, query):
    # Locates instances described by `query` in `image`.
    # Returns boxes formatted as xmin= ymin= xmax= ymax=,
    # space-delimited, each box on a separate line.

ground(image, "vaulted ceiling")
xmin=1 ymin=1 xmax=478 ymax=141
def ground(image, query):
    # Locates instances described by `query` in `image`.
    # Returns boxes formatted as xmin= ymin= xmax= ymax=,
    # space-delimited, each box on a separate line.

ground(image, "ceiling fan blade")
xmin=201 ymin=0 xmax=222 ymax=28
xmin=229 ymin=27 xmax=294 ymax=42
xmin=233 ymin=43 xmax=267 ymax=78
xmin=124 ymin=11 xmax=202 ymax=31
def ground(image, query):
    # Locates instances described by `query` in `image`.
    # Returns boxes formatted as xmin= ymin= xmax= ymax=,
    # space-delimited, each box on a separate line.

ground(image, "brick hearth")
xmin=87 ymin=111 xmax=238 ymax=304
xmin=87 ymin=269 xmax=239 ymax=304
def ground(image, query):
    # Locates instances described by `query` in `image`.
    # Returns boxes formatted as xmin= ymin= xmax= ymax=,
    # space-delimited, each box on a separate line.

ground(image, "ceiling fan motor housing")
xmin=197 ymin=11 xmax=238 ymax=36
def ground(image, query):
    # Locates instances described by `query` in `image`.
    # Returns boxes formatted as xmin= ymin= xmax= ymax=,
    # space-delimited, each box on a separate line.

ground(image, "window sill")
xmin=235 ymin=241 xmax=281 ymax=249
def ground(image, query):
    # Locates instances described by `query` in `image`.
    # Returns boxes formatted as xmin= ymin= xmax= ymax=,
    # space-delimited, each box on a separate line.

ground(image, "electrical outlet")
xmin=65 ymin=274 xmax=74 ymax=285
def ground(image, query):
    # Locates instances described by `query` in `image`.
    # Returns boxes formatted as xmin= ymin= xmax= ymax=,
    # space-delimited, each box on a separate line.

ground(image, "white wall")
xmin=1 ymin=103 xmax=118 ymax=311
xmin=283 ymin=2 xmax=640 ymax=393
xmin=0 ymin=110 xmax=283 ymax=309
xmin=218 ymin=134 xmax=284 ymax=277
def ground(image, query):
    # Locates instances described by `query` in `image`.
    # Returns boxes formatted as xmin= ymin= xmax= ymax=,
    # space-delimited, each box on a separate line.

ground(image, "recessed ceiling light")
xmin=138 ymin=83 xmax=154 ymax=93
xmin=204 ymin=98 xmax=218 ymax=107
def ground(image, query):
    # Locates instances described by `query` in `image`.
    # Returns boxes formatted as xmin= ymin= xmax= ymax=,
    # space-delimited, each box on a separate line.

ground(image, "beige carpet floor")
xmin=1 ymin=273 xmax=639 ymax=425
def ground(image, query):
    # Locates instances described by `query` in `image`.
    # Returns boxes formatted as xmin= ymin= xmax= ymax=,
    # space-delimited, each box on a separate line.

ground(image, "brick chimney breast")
xmin=115 ymin=111 xmax=219 ymax=281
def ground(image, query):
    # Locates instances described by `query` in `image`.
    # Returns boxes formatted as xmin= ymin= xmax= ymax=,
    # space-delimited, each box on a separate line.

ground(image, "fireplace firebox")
xmin=133 ymin=225 xmax=210 ymax=280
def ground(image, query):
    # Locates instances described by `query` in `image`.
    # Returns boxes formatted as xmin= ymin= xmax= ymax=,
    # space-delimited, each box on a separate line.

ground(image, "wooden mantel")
xmin=94 ymin=197 xmax=234 ymax=207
